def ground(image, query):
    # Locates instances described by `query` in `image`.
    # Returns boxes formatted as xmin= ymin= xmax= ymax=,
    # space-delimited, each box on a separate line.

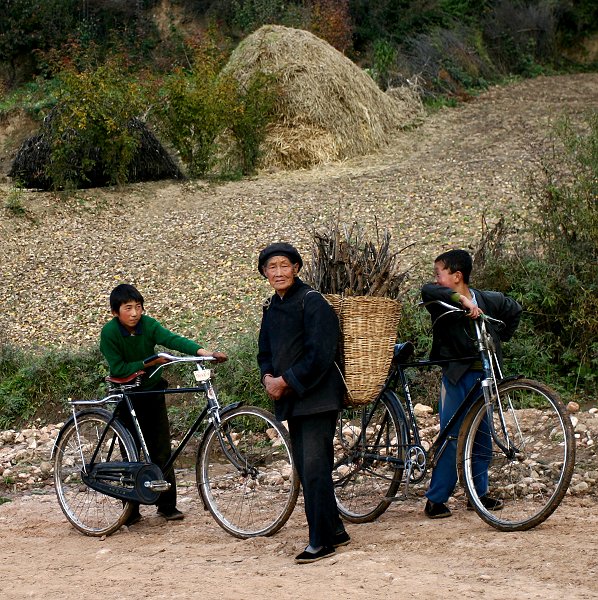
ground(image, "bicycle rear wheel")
xmin=458 ymin=378 xmax=575 ymax=532
xmin=53 ymin=409 xmax=138 ymax=536
xmin=196 ymin=406 xmax=299 ymax=538
xmin=333 ymin=391 xmax=408 ymax=523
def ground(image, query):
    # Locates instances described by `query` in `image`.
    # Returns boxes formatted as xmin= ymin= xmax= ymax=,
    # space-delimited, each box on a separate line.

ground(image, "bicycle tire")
xmin=457 ymin=378 xmax=575 ymax=532
xmin=196 ymin=406 xmax=299 ymax=539
xmin=53 ymin=409 xmax=139 ymax=536
xmin=333 ymin=391 xmax=408 ymax=523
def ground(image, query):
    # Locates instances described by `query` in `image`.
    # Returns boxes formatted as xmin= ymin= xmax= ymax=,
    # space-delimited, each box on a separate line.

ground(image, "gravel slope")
xmin=1 ymin=73 xmax=598 ymax=351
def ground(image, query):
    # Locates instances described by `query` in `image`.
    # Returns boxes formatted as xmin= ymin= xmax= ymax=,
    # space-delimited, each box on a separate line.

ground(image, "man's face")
xmin=113 ymin=300 xmax=143 ymax=333
xmin=263 ymin=255 xmax=299 ymax=296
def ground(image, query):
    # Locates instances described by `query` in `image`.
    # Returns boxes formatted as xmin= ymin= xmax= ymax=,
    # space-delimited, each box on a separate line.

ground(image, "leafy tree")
xmin=0 ymin=0 xmax=78 ymax=82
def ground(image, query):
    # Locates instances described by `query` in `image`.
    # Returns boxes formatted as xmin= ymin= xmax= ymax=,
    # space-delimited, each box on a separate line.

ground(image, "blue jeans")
xmin=426 ymin=371 xmax=492 ymax=504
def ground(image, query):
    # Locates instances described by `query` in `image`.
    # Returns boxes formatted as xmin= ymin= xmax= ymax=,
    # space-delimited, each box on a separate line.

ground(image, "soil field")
xmin=0 ymin=73 xmax=597 ymax=599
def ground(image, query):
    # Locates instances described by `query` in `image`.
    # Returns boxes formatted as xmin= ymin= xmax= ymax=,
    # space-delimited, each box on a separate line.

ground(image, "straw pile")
xmin=223 ymin=25 xmax=424 ymax=170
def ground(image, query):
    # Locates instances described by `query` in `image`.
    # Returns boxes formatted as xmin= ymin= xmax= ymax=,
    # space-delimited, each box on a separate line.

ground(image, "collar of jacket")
xmin=273 ymin=277 xmax=305 ymax=301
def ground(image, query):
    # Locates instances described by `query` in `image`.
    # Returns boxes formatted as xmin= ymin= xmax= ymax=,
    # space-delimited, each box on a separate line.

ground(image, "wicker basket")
xmin=325 ymin=294 xmax=401 ymax=406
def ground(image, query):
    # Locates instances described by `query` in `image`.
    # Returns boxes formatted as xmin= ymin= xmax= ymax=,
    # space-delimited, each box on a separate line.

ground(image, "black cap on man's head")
xmin=258 ymin=242 xmax=303 ymax=277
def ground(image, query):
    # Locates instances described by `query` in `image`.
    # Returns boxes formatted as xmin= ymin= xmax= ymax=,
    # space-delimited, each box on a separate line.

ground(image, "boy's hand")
xmin=459 ymin=295 xmax=483 ymax=318
xmin=143 ymin=355 xmax=171 ymax=367
xmin=211 ymin=351 xmax=228 ymax=363
xmin=197 ymin=349 xmax=228 ymax=363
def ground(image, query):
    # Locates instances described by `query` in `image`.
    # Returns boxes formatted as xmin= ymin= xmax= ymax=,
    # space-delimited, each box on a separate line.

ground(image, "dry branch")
xmin=304 ymin=221 xmax=410 ymax=298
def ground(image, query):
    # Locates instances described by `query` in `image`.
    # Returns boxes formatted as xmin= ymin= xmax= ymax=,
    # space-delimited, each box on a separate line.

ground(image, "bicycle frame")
xmin=67 ymin=355 xmax=250 ymax=502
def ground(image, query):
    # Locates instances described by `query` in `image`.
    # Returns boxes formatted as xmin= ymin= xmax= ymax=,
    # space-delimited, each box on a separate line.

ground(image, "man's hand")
xmin=263 ymin=375 xmax=289 ymax=401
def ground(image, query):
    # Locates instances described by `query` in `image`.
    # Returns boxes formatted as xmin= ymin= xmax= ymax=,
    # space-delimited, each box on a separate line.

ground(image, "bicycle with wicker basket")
xmin=332 ymin=301 xmax=576 ymax=532
xmin=52 ymin=353 xmax=299 ymax=538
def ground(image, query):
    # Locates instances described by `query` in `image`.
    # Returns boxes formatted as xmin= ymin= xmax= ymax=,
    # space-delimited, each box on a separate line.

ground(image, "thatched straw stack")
xmin=9 ymin=111 xmax=183 ymax=190
xmin=223 ymin=25 xmax=424 ymax=170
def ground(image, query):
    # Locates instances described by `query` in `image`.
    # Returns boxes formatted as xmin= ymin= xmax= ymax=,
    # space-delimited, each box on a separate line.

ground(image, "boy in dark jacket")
xmin=100 ymin=283 xmax=226 ymax=525
xmin=421 ymin=249 xmax=522 ymax=519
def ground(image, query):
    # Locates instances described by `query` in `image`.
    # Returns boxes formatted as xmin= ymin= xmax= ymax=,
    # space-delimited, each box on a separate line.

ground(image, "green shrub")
xmin=0 ymin=342 xmax=107 ymax=429
xmin=228 ymin=71 xmax=279 ymax=175
xmin=215 ymin=330 xmax=271 ymax=411
xmin=153 ymin=40 xmax=278 ymax=179
xmin=45 ymin=56 xmax=146 ymax=189
xmin=153 ymin=45 xmax=234 ymax=178
xmin=473 ymin=112 xmax=598 ymax=396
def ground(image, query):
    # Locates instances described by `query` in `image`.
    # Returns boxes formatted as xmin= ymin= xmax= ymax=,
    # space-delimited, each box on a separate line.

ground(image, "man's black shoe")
xmin=295 ymin=546 xmax=335 ymax=564
xmin=467 ymin=496 xmax=504 ymax=511
xmin=424 ymin=499 xmax=452 ymax=519
xmin=157 ymin=507 xmax=185 ymax=521
xmin=333 ymin=531 xmax=351 ymax=548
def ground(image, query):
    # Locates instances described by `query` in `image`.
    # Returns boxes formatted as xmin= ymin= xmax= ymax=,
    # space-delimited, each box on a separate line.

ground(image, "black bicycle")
xmin=52 ymin=353 xmax=299 ymax=538
xmin=333 ymin=301 xmax=576 ymax=532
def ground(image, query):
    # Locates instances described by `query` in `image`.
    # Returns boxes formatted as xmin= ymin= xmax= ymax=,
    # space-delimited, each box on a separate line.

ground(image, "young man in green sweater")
xmin=100 ymin=283 xmax=227 ymax=525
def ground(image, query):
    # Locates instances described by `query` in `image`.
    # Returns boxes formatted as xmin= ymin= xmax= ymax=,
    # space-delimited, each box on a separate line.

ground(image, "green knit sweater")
xmin=99 ymin=314 xmax=202 ymax=389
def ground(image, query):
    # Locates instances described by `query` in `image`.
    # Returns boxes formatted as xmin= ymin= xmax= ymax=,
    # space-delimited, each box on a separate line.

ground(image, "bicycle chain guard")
xmin=82 ymin=462 xmax=168 ymax=504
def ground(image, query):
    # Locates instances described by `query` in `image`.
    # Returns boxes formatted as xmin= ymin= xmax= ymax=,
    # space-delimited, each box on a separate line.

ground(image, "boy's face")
xmin=113 ymin=300 xmax=143 ymax=333
xmin=434 ymin=261 xmax=460 ymax=290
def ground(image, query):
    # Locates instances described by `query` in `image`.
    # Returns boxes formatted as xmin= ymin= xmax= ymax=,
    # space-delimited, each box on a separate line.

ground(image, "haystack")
xmin=9 ymin=111 xmax=183 ymax=190
xmin=223 ymin=25 xmax=424 ymax=170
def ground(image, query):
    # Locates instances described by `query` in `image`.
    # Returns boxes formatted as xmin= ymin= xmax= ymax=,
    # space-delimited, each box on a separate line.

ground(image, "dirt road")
xmin=1 ymin=487 xmax=596 ymax=599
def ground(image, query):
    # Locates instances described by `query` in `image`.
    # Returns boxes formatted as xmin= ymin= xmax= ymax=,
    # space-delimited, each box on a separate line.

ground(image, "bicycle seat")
xmin=105 ymin=370 xmax=145 ymax=385
xmin=393 ymin=342 xmax=415 ymax=364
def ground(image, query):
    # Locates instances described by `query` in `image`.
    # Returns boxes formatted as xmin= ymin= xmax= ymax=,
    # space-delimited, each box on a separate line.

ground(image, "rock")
xmin=567 ymin=401 xmax=580 ymax=413
xmin=40 ymin=462 xmax=53 ymax=476
xmin=414 ymin=403 xmax=434 ymax=416
xmin=571 ymin=481 xmax=590 ymax=494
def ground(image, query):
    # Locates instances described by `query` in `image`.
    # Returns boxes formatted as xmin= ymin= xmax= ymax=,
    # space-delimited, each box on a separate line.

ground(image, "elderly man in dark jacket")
xmin=257 ymin=242 xmax=349 ymax=563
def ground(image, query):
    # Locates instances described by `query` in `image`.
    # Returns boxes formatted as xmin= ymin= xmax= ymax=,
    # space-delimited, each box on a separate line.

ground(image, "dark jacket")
xmin=421 ymin=283 xmax=522 ymax=385
xmin=258 ymin=278 xmax=345 ymax=421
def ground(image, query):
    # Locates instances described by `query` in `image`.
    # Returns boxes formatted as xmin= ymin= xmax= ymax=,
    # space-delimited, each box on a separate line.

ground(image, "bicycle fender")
xmin=218 ymin=401 xmax=244 ymax=417
xmin=50 ymin=408 xmax=115 ymax=460
xmin=497 ymin=374 xmax=525 ymax=385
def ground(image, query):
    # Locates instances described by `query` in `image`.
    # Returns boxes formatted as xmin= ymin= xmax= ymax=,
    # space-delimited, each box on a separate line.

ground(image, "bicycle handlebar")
xmin=143 ymin=352 xmax=216 ymax=365
xmin=420 ymin=300 xmax=505 ymax=328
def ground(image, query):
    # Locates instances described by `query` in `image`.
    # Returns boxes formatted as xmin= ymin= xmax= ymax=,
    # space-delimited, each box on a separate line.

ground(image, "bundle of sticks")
xmin=305 ymin=221 xmax=410 ymax=298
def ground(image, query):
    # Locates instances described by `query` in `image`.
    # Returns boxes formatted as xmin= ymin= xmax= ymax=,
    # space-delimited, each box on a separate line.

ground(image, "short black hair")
xmin=109 ymin=284 xmax=144 ymax=313
xmin=435 ymin=249 xmax=473 ymax=284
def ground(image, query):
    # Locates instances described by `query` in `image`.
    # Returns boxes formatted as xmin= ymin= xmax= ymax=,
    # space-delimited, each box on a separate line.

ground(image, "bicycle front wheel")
xmin=333 ymin=391 xmax=408 ymax=523
xmin=457 ymin=378 xmax=575 ymax=532
xmin=53 ymin=409 xmax=138 ymax=536
xmin=196 ymin=406 xmax=299 ymax=538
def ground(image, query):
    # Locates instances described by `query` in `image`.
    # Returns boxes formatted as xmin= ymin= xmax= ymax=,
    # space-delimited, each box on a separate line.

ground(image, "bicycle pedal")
xmin=144 ymin=480 xmax=171 ymax=492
